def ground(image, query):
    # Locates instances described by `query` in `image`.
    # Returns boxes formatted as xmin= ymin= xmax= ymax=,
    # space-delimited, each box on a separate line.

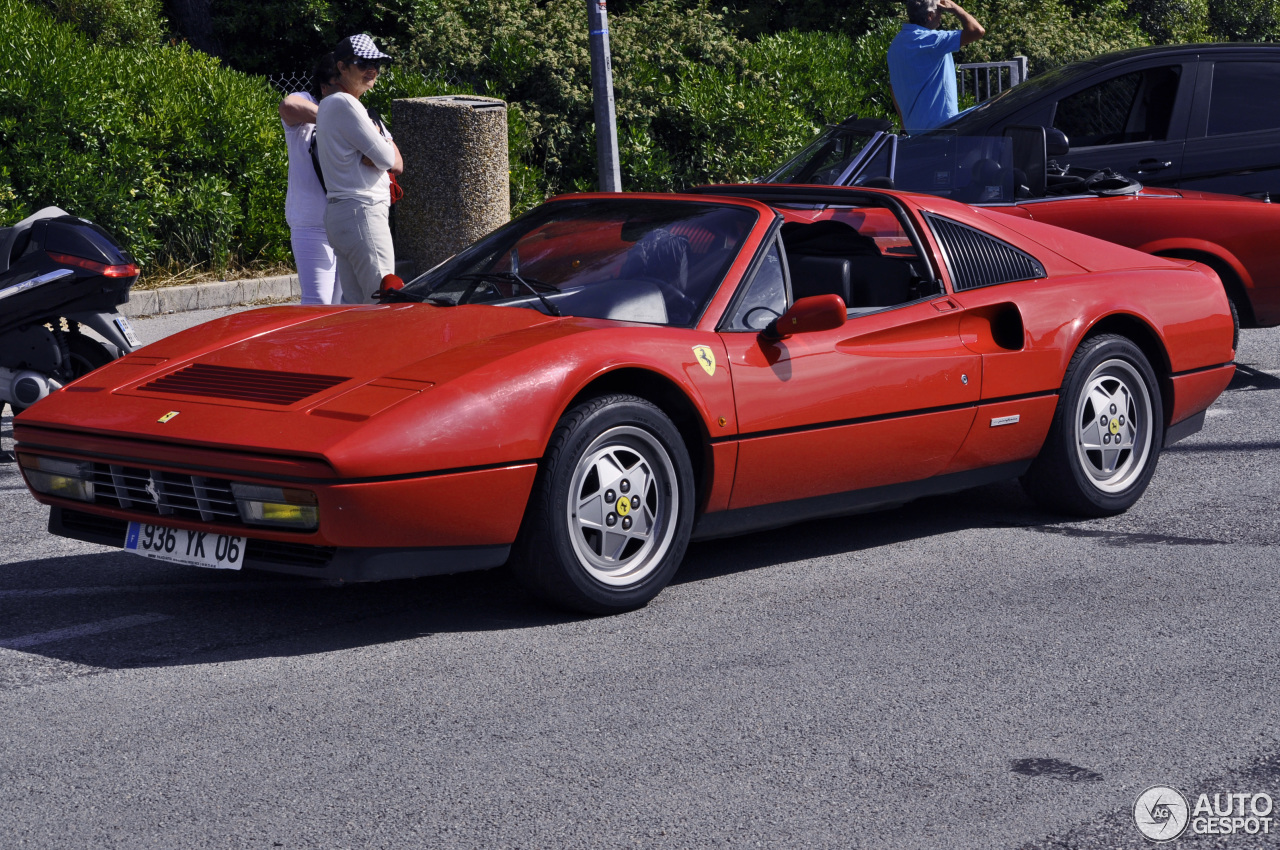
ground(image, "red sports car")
xmin=14 ymin=189 xmax=1235 ymax=613
xmin=771 ymin=120 xmax=1280 ymax=333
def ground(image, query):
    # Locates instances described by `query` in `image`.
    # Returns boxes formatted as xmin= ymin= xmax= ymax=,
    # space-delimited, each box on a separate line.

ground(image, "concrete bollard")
xmin=391 ymin=95 xmax=509 ymax=276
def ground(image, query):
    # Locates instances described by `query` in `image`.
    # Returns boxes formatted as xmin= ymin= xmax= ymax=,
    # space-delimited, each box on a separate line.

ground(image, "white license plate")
xmin=124 ymin=522 xmax=246 ymax=570
xmin=114 ymin=314 xmax=142 ymax=348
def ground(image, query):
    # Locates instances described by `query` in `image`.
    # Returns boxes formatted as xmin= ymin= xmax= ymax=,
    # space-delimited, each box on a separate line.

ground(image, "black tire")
xmin=512 ymin=394 xmax=695 ymax=614
xmin=7 ymin=332 xmax=116 ymax=416
xmin=64 ymin=333 xmax=116 ymax=379
xmin=1228 ymin=295 xmax=1240 ymax=352
xmin=1021 ymin=334 xmax=1164 ymax=517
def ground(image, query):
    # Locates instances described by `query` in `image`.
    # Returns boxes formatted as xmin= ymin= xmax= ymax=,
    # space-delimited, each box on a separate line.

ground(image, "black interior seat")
xmin=849 ymin=256 xmax=914 ymax=307
xmin=781 ymin=219 xmax=880 ymax=257
xmin=790 ymin=256 xmax=851 ymax=304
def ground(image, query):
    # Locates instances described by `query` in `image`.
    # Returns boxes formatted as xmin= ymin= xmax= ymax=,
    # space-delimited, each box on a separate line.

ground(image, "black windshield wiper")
xmin=455 ymin=272 xmax=562 ymax=317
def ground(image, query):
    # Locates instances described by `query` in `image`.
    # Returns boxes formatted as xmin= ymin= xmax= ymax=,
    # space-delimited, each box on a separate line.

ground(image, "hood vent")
xmin=139 ymin=363 xmax=349 ymax=405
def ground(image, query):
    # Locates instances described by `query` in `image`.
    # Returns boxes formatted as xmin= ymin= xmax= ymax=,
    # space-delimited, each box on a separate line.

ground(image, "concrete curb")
xmin=121 ymin=274 xmax=301 ymax=317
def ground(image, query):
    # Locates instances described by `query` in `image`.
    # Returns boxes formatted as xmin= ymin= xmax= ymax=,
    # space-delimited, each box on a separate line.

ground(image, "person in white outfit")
xmin=316 ymin=34 xmax=404 ymax=305
xmin=278 ymin=54 xmax=344 ymax=305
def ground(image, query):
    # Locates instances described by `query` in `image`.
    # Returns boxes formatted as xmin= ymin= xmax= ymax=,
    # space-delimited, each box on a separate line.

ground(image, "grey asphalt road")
xmin=1 ymin=307 xmax=1278 ymax=849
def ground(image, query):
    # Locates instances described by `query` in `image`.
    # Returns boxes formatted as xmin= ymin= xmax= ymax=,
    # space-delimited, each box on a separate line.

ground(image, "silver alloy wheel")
xmin=1074 ymin=357 xmax=1154 ymax=494
xmin=566 ymin=425 xmax=679 ymax=587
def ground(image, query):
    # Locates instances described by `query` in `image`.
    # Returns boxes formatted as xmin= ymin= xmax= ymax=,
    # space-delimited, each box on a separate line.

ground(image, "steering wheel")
xmin=742 ymin=305 xmax=782 ymax=331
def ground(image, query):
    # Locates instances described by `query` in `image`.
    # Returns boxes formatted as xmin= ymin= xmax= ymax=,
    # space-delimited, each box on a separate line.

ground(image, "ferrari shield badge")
xmin=692 ymin=345 xmax=716 ymax=376
xmin=157 ymin=411 xmax=180 ymax=424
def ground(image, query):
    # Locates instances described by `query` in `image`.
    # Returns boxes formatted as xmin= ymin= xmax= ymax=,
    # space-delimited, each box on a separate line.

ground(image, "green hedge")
xmin=0 ymin=0 xmax=289 ymax=271
xmin=0 ymin=0 xmax=1189 ymax=274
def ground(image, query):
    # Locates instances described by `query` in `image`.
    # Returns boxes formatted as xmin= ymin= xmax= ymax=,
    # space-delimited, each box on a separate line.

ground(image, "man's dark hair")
xmin=310 ymin=52 xmax=339 ymax=100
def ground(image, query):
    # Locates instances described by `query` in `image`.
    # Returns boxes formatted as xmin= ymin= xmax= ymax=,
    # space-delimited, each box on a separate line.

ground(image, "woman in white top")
xmin=315 ymin=34 xmax=404 ymax=305
xmin=278 ymin=54 xmax=343 ymax=305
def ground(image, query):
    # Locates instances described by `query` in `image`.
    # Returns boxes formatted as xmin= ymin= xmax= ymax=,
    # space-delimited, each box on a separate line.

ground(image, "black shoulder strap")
xmin=309 ymin=131 xmax=327 ymax=194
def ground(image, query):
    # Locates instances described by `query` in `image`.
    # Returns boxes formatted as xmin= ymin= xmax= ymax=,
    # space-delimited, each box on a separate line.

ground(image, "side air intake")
xmin=925 ymin=214 xmax=1046 ymax=291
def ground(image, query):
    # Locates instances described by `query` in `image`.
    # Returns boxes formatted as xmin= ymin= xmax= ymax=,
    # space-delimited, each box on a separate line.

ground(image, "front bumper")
xmin=52 ymin=507 xmax=510 ymax=582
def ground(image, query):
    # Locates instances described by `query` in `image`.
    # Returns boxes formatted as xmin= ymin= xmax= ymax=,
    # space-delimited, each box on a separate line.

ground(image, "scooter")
xmin=0 ymin=206 xmax=141 ymax=414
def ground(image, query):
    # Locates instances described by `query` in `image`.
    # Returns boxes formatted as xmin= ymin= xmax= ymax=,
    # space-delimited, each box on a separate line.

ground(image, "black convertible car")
xmin=936 ymin=43 xmax=1280 ymax=199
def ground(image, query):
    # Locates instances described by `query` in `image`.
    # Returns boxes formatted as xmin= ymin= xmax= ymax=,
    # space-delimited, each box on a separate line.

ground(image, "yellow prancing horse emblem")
xmin=616 ymin=496 xmax=631 ymax=517
xmin=692 ymin=345 xmax=716 ymax=376
xmin=157 ymin=411 xmax=180 ymax=424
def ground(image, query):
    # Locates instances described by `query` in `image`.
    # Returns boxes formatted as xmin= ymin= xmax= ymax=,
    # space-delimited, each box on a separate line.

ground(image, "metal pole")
xmin=587 ymin=0 xmax=622 ymax=192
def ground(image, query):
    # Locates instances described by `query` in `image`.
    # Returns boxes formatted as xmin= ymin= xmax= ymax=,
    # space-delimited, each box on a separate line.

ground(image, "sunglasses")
xmin=352 ymin=56 xmax=388 ymax=71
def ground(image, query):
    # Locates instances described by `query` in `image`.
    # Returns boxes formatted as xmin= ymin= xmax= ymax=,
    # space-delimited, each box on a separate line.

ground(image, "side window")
xmin=724 ymin=240 xmax=787 ymax=332
xmin=1054 ymin=66 xmax=1181 ymax=146
xmin=1208 ymin=62 xmax=1280 ymax=136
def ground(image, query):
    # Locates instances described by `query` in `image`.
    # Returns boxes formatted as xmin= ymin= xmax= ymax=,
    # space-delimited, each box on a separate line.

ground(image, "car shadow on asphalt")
xmin=673 ymin=478 xmax=1046 ymax=586
xmin=0 ymin=480 xmax=1062 ymax=675
xmin=1228 ymin=363 xmax=1280 ymax=392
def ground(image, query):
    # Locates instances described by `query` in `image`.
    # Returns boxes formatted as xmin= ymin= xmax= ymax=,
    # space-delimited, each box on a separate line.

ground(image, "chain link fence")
xmin=265 ymin=70 xmax=465 ymax=96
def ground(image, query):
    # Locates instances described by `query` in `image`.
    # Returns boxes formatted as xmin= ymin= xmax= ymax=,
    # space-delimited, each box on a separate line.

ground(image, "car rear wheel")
xmin=1021 ymin=334 xmax=1164 ymax=517
xmin=513 ymin=394 xmax=694 ymax=614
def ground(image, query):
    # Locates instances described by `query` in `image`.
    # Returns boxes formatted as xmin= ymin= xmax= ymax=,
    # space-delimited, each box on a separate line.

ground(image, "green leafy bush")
xmin=957 ymin=0 xmax=1149 ymax=74
xmin=35 ymin=0 xmax=167 ymax=46
xmin=380 ymin=0 xmax=902 ymax=208
xmin=0 ymin=0 xmax=289 ymax=272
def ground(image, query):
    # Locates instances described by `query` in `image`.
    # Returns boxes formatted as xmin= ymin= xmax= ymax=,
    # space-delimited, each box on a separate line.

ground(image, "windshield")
xmin=764 ymin=120 xmax=889 ymax=185
xmin=399 ymin=199 xmax=758 ymax=326
xmin=851 ymin=132 xmax=1022 ymax=202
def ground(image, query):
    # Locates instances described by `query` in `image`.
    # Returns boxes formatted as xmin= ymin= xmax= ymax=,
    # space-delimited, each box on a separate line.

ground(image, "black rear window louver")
xmin=926 ymin=214 xmax=1046 ymax=291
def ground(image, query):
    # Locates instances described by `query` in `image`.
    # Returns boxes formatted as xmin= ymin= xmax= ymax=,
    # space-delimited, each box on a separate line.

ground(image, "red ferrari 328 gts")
xmin=15 ymin=187 xmax=1235 ymax=613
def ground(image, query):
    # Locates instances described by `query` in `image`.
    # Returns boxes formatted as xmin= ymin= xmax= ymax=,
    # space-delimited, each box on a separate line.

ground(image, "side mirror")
xmin=763 ymin=294 xmax=847 ymax=340
xmin=373 ymin=274 xmax=405 ymax=302
xmin=1046 ymin=128 xmax=1070 ymax=156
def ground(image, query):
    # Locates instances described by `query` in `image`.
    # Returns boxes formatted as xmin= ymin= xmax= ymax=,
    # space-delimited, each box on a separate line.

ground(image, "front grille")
xmin=139 ymin=363 xmax=348 ymax=405
xmin=926 ymin=213 xmax=1046 ymax=291
xmin=91 ymin=463 xmax=242 ymax=524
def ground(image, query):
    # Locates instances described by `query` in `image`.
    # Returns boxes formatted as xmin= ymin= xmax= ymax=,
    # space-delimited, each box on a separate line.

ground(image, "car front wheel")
xmin=1021 ymin=334 xmax=1164 ymax=517
xmin=513 ymin=394 xmax=695 ymax=614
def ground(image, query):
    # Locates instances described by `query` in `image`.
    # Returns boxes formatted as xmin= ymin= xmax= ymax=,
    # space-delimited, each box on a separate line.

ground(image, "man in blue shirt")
xmin=888 ymin=0 xmax=985 ymax=133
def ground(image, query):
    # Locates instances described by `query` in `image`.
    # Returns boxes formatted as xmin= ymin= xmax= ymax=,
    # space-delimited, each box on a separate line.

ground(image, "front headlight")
xmin=17 ymin=453 xmax=95 ymax=502
xmin=230 ymin=482 xmax=319 ymax=530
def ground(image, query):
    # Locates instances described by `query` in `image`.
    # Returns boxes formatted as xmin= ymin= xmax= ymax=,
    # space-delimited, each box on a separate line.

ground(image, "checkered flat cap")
xmin=335 ymin=34 xmax=390 ymax=62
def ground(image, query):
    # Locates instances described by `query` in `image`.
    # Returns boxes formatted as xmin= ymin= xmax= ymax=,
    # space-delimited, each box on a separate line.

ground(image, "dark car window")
xmin=724 ymin=239 xmax=787 ymax=331
xmin=1208 ymin=62 xmax=1280 ymax=136
xmin=1053 ymin=65 xmax=1181 ymax=147
xmin=401 ymin=199 xmax=758 ymax=327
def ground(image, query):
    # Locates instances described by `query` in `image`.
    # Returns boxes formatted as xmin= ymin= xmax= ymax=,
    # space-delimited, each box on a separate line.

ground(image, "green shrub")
xmin=954 ymin=0 xmax=1149 ymax=74
xmin=0 ymin=0 xmax=289 ymax=272
xmin=35 ymin=0 xmax=167 ymax=46
xmin=382 ymin=0 xmax=905 ymax=208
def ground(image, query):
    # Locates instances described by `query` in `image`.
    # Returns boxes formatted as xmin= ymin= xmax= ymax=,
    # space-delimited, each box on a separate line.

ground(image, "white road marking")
xmin=0 ymin=613 xmax=171 ymax=649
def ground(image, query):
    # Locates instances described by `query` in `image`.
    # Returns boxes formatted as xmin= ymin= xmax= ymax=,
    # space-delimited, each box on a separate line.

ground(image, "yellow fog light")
xmin=17 ymin=453 xmax=95 ymax=502
xmin=230 ymin=483 xmax=319 ymax=530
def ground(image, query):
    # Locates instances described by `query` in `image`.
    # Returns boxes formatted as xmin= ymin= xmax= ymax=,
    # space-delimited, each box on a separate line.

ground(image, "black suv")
xmin=941 ymin=43 xmax=1280 ymax=198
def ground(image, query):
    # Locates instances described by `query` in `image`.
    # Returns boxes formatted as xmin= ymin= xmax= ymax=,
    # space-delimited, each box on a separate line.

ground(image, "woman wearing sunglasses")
xmin=315 ymin=34 xmax=404 ymax=304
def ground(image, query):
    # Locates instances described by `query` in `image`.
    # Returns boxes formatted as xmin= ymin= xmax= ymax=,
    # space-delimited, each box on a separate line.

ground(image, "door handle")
xmin=1132 ymin=158 xmax=1173 ymax=175
xmin=932 ymin=298 xmax=959 ymax=312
